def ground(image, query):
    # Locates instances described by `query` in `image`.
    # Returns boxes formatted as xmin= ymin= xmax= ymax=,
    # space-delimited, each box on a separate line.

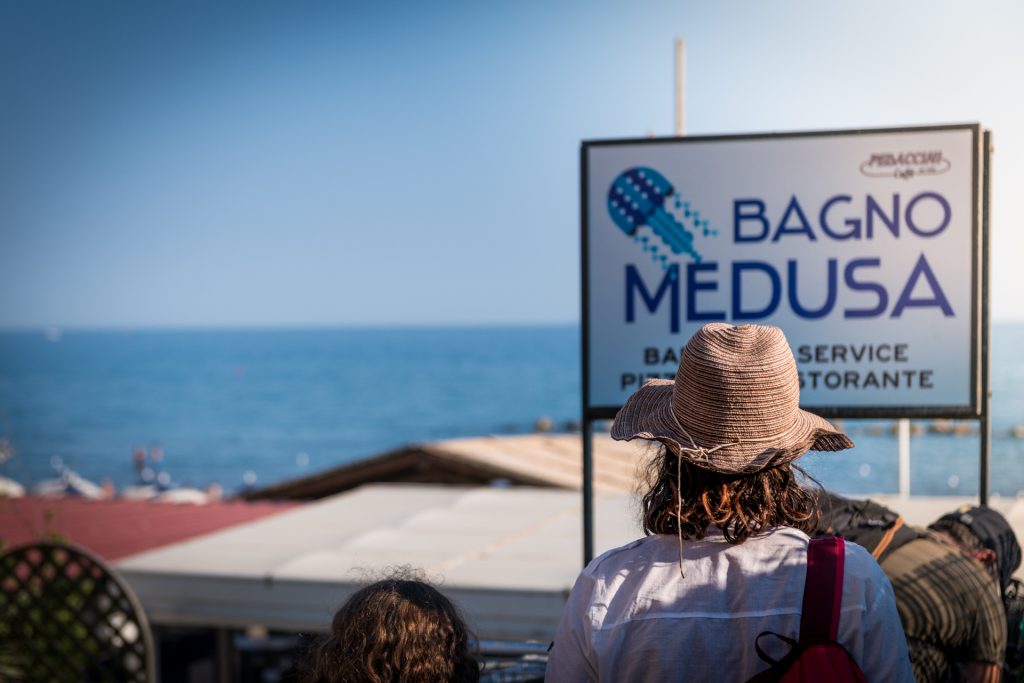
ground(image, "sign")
xmin=582 ymin=125 xmax=987 ymax=419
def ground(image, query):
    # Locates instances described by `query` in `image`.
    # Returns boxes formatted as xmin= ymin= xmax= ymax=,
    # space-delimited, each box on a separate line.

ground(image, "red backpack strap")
xmin=800 ymin=536 xmax=845 ymax=641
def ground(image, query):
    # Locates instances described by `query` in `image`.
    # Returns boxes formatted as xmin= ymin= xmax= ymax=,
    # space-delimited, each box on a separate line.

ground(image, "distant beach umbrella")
xmin=0 ymin=476 xmax=25 ymax=498
xmin=155 ymin=487 xmax=208 ymax=505
xmin=121 ymin=484 xmax=158 ymax=501
xmin=34 ymin=468 xmax=104 ymax=499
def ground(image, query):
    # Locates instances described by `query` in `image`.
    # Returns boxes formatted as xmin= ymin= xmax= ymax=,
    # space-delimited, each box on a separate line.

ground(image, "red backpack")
xmin=746 ymin=536 xmax=868 ymax=683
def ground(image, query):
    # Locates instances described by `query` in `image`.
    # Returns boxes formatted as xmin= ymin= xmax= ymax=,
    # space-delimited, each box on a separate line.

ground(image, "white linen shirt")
xmin=545 ymin=527 xmax=914 ymax=682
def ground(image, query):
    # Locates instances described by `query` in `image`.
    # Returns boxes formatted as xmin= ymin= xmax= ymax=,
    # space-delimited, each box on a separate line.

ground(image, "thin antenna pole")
xmin=674 ymin=37 xmax=685 ymax=136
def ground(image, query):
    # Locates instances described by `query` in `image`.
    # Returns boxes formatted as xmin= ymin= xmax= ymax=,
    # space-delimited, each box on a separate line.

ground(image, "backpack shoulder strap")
xmin=800 ymin=536 xmax=845 ymax=641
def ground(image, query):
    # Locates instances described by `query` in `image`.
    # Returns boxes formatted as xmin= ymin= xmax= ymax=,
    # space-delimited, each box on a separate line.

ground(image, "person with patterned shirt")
xmin=815 ymin=492 xmax=1020 ymax=683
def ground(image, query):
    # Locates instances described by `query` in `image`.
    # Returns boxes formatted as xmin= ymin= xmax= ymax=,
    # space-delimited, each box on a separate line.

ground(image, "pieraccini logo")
xmin=860 ymin=150 xmax=951 ymax=180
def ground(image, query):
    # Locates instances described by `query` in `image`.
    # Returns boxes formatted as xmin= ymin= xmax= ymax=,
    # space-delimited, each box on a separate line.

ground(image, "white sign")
xmin=583 ymin=125 xmax=985 ymax=418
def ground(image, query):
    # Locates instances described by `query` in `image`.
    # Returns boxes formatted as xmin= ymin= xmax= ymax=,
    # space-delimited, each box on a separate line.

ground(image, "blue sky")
xmin=2 ymin=0 xmax=1022 ymax=328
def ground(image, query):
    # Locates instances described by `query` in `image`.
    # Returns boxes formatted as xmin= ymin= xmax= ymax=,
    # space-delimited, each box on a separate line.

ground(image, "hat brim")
xmin=610 ymin=379 xmax=854 ymax=474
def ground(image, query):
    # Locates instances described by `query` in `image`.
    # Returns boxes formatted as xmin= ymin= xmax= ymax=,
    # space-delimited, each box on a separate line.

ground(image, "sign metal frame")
xmin=579 ymin=124 xmax=992 ymax=563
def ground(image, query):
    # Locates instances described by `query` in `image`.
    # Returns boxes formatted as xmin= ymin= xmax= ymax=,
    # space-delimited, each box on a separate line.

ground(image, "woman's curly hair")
xmin=303 ymin=574 xmax=480 ymax=683
xmin=639 ymin=444 xmax=821 ymax=544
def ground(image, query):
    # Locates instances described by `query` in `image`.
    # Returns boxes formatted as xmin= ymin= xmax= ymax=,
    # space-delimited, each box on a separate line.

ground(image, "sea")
xmin=1 ymin=324 xmax=1024 ymax=497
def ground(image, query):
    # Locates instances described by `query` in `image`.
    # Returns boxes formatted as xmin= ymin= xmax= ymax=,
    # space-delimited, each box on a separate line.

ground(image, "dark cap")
xmin=929 ymin=505 xmax=1022 ymax=591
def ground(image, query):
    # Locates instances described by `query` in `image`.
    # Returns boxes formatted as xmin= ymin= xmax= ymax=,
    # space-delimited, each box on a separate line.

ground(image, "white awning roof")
xmin=117 ymin=484 xmax=640 ymax=640
xmin=116 ymin=480 xmax=1024 ymax=642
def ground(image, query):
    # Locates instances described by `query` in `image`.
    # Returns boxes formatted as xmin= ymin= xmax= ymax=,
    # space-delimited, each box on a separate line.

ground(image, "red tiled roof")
xmin=0 ymin=496 xmax=298 ymax=561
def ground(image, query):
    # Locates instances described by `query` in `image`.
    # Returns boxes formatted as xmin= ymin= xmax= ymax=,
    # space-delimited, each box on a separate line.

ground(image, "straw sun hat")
xmin=611 ymin=323 xmax=853 ymax=474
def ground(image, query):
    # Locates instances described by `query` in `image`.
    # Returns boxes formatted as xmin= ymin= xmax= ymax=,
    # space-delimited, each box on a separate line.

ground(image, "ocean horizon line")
xmin=4 ymin=319 xmax=1024 ymax=335
xmin=0 ymin=321 xmax=581 ymax=335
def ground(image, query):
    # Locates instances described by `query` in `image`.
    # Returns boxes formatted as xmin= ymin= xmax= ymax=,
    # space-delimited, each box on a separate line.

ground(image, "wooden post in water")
xmin=898 ymin=419 xmax=911 ymax=498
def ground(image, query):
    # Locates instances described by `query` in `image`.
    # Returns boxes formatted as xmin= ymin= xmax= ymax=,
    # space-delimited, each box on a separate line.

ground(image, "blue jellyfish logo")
xmin=608 ymin=167 xmax=717 ymax=277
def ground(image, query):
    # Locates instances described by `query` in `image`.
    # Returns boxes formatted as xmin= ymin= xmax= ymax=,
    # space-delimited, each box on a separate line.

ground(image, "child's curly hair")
xmin=303 ymin=572 xmax=480 ymax=683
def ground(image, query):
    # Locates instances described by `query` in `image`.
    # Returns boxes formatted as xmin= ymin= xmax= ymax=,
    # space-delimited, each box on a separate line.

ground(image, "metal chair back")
xmin=0 ymin=541 xmax=155 ymax=682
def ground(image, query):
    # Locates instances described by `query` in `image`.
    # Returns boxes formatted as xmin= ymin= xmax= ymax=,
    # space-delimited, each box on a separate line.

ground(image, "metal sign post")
xmin=979 ymin=130 xmax=992 ymax=505
xmin=581 ymin=419 xmax=594 ymax=564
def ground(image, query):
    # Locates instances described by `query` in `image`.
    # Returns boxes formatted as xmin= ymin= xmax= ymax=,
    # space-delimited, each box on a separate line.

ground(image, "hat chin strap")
xmin=677 ymin=449 xmax=685 ymax=579
xmin=666 ymin=410 xmax=794 ymax=465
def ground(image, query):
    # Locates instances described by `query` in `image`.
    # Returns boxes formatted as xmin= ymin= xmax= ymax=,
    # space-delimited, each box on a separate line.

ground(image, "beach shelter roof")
xmin=117 ymin=483 xmax=640 ymax=641
xmin=244 ymin=432 xmax=644 ymax=501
